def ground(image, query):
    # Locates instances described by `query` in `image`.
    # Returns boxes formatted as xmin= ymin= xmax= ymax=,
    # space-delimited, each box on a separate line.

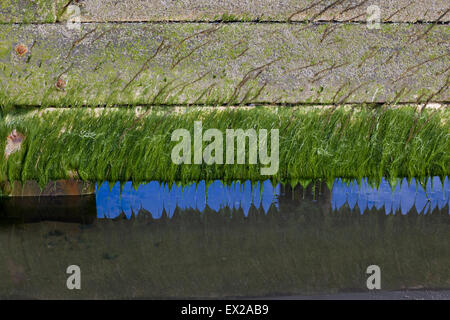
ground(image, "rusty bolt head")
xmin=55 ymin=78 xmax=67 ymax=90
xmin=15 ymin=44 xmax=28 ymax=56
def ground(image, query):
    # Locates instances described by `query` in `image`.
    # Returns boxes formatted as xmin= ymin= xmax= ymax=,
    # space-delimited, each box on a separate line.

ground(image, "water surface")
xmin=96 ymin=177 xmax=450 ymax=218
xmin=0 ymin=177 xmax=448 ymax=299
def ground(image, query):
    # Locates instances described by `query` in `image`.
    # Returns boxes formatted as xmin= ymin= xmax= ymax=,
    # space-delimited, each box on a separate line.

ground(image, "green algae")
xmin=0 ymin=0 xmax=57 ymax=23
xmin=4 ymin=0 xmax=448 ymax=24
xmin=0 ymin=23 xmax=448 ymax=107
xmin=0 ymin=106 xmax=448 ymax=186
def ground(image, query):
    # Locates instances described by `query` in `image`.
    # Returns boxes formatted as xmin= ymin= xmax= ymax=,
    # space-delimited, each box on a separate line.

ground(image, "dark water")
xmin=0 ymin=177 xmax=449 ymax=299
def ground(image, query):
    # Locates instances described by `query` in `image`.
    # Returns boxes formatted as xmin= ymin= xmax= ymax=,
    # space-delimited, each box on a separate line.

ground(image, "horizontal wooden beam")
xmin=0 ymin=23 xmax=448 ymax=106
xmin=73 ymin=0 xmax=450 ymax=23
xmin=2 ymin=1 xmax=449 ymax=23
xmin=0 ymin=0 xmax=58 ymax=23
xmin=1 ymin=106 xmax=448 ymax=183
xmin=0 ymin=180 xmax=95 ymax=196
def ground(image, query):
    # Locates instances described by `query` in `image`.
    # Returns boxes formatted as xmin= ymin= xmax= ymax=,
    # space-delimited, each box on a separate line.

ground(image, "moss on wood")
xmin=0 ymin=23 xmax=448 ymax=107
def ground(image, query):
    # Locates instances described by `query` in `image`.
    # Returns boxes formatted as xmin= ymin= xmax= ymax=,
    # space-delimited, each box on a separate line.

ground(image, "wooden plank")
xmin=3 ymin=1 xmax=449 ymax=23
xmin=0 ymin=23 xmax=448 ymax=106
xmin=1 ymin=106 xmax=449 ymax=183
xmin=1 ymin=180 xmax=95 ymax=196
xmin=0 ymin=0 xmax=58 ymax=23
xmin=62 ymin=0 xmax=450 ymax=23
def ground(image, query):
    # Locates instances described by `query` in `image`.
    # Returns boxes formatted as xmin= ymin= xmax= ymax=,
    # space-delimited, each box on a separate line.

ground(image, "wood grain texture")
xmin=0 ymin=0 xmax=58 ymax=23
xmin=1 ymin=180 xmax=95 ymax=196
xmin=0 ymin=23 xmax=448 ymax=106
xmin=2 ymin=1 xmax=449 ymax=23
xmin=72 ymin=0 xmax=450 ymax=22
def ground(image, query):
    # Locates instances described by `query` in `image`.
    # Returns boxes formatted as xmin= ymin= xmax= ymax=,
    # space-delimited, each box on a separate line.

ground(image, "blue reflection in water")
xmin=96 ymin=177 xmax=450 ymax=219
xmin=332 ymin=176 xmax=450 ymax=215
xmin=96 ymin=180 xmax=280 ymax=219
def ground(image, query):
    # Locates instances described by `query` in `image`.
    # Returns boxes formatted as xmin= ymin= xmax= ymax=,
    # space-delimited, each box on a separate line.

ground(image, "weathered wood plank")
xmin=3 ymin=1 xmax=449 ymax=23
xmin=1 ymin=180 xmax=95 ymax=196
xmin=62 ymin=0 xmax=450 ymax=23
xmin=1 ymin=106 xmax=449 ymax=183
xmin=0 ymin=23 xmax=448 ymax=106
xmin=0 ymin=0 xmax=58 ymax=23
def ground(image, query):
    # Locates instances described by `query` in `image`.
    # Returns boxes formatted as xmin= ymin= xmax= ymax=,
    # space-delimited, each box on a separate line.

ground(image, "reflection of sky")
xmin=332 ymin=176 xmax=450 ymax=215
xmin=96 ymin=180 xmax=280 ymax=219
xmin=96 ymin=177 xmax=450 ymax=219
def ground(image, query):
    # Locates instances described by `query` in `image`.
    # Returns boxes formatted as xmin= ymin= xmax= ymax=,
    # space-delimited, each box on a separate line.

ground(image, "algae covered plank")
xmin=60 ymin=0 xmax=450 ymax=23
xmin=1 ymin=106 xmax=449 ymax=184
xmin=2 ymin=0 xmax=449 ymax=23
xmin=0 ymin=0 xmax=60 ymax=23
xmin=0 ymin=23 xmax=449 ymax=107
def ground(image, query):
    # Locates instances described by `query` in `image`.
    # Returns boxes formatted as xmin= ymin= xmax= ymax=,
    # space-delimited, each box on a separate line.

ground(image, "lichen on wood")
xmin=0 ymin=23 xmax=448 ymax=107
